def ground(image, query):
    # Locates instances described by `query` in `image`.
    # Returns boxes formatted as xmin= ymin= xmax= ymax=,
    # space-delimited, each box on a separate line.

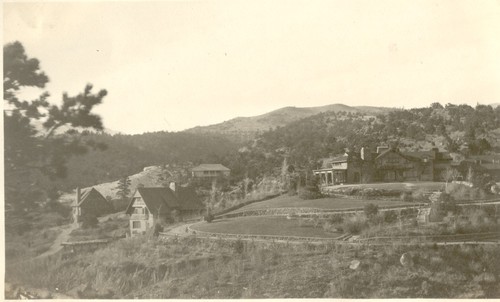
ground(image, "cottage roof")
xmin=125 ymin=186 xmax=203 ymax=215
xmin=73 ymin=187 xmax=107 ymax=207
xmin=192 ymin=164 xmax=230 ymax=172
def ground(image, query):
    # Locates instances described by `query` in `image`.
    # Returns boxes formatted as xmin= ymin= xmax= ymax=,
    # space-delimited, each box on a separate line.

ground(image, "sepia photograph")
xmin=3 ymin=0 xmax=500 ymax=299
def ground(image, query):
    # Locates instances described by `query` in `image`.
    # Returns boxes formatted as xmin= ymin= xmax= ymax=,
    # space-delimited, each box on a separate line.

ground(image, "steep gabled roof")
xmin=125 ymin=187 xmax=179 ymax=215
xmin=192 ymin=164 xmax=230 ymax=172
xmin=125 ymin=186 xmax=203 ymax=215
xmin=73 ymin=187 xmax=107 ymax=207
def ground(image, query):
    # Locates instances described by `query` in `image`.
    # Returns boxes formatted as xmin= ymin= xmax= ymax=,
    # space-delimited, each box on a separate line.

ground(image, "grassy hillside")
xmin=6 ymin=236 xmax=500 ymax=298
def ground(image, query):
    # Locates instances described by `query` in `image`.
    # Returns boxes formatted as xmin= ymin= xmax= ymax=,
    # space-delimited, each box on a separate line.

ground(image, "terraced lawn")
xmin=232 ymin=195 xmax=411 ymax=212
xmin=325 ymin=182 xmax=445 ymax=191
xmin=191 ymin=216 xmax=342 ymax=238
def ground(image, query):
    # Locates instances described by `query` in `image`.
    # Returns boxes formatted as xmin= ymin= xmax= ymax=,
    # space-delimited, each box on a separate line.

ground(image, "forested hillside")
xmin=243 ymin=103 xmax=500 ymax=172
xmin=51 ymin=131 xmax=240 ymax=191
xmin=46 ymin=103 xmax=500 ymax=194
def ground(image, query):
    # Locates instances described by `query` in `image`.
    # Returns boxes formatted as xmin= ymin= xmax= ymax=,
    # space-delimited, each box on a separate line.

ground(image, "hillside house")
xmin=314 ymin=146 xmax=453 ymax=185
xmin=191 ymin=164 xmax=230 ymax=184
xmin=314 ymin=153 xmax=365 ymax=185
xmin=72 ymin=187 xmax=113 ymax=223
xmin=125 ymin=183 xmax=204 ymax=236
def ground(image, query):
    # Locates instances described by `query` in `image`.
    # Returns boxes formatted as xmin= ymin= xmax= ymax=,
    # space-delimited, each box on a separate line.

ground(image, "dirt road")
xmin=34 ymin=222 xmax=78 ymax=259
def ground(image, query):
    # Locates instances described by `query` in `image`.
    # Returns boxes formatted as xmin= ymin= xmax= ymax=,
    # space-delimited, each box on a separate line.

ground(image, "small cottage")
xmin=125 ymin=183 xmax=204 ymax=236
xmin=72 ymin=187 xmax=113 ymax=223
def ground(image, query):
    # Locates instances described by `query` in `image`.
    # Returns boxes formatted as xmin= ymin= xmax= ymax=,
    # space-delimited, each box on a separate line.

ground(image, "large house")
xmin=191 ymin=164 xmax=230 ymax=184
xmin=314 ymin=146 xmax=453 ymax=185
xmin=72 ymin=187 xmax=113 ymax=223
xmin=125 ymin=183 xmax=204 ymax=236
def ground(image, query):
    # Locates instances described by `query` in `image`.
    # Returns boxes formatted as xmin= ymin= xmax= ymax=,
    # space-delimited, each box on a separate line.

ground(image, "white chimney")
xmin=377 ymin=146 xmax=389 ymax=154
xmin=76 ymin=187 xmax=81 ymax=205
xmin=169 ymin=181 xmax=176 ymax=192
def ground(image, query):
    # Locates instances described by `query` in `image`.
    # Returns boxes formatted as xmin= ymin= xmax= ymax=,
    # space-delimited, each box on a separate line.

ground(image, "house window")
xmin=134 ymin=207 xmax=145 ymax=214
xmin=132 ymin=221 xmax=141 ymax=229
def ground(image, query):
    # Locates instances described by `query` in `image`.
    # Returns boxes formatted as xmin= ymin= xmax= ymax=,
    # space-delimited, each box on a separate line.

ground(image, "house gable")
xmin=77 ymin=188 xmax=113 ymax=213
xmin=125 ymin=188 xmax=178 ymax=216
xmin=375 ymin=149 xmax=418 ymax=167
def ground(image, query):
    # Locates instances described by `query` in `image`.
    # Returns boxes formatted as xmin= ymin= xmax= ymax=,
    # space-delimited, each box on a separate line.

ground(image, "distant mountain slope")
xmin=186 ymin=103 xmax=393 ymax=135
xmin=49 ymin=131 xmax=240 ymax=192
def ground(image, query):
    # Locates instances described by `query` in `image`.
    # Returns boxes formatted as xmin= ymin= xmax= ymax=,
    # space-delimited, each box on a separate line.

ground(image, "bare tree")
xmin=441 ymin=167 xmax=461 ymax=190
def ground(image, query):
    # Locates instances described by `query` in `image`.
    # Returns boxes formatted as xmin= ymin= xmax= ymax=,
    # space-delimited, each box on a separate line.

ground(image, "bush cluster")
xmin=330 ymin=187 xmax=403 ymax=199
xmin=446 ymin=183 xmax=487 ymax=201
xmin=298 ymin=186 xmax=323 ymax=200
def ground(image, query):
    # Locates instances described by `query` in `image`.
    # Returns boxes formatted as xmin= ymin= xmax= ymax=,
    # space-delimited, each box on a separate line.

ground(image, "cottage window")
xmin=134 ymin=207 xmax=145 ymax=214
xmin=132 ymin=221 xmax=141 ymax=229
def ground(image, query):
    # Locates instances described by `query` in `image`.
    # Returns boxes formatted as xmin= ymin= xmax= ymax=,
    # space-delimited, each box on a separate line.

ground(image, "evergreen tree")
xmin=4 ymin=41 xmax=107 ymax=211
xmin=116 ymin=176 xmax=131 ymax=200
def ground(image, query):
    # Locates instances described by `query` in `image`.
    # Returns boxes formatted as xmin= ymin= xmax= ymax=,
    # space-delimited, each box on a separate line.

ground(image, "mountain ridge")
xmin=185 ymin=103 xmax=394 ymax=135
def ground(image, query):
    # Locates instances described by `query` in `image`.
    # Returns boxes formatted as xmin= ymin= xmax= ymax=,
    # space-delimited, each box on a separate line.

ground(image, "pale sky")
xmin=4 ymin=1 xmax=500 ymax=134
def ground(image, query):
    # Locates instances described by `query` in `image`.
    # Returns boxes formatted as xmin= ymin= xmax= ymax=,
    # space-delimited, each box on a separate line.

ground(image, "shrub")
xmin=411 ymin=188 xmax=428 ymax=202
xmin=204 ymin=212 xmax=214 ymax=223
xmin=328 ymin=214 xmax=344 ymax=225
xmin=81 ymin=214 xmax=98 ymax=228
xmin=298 ymin=186 xmax=323 ymax=200
xmin=233 ymin=239 xmax=245 ymax=254
xmin=342 ymin=214 xmax=368 ymax=234
xmin=400 ymin=192 xmax=413 ymax=202
xmin=383 ymin=211 xmax=398 ymax=223
xmin=364 ymin=203 xmax=379 ymax=218
xmin=171 ymin=209 xmax=181 ymax=222
xmin=152 ymin=223 xmax=163 ymax=237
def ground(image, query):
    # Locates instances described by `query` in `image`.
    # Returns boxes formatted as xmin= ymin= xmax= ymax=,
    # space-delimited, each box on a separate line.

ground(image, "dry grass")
xmin=5 ymin=227 xmax=62 ymax=262
xmin=191 ymin=216 xmax=342 ymax=238
xmin=6 ymin=235 xmax=500 ymax=299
